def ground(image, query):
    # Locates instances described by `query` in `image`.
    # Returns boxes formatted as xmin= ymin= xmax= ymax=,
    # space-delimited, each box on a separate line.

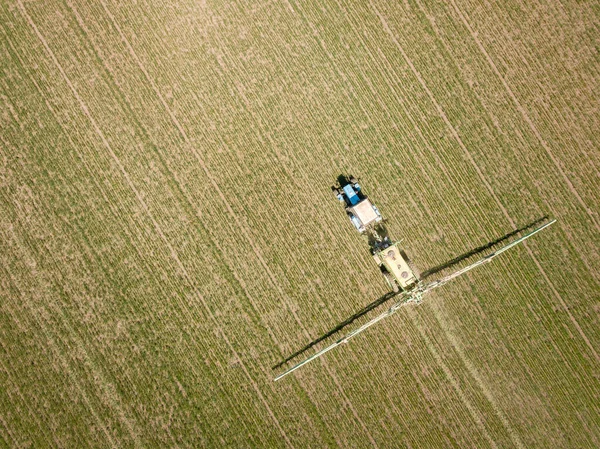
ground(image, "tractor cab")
xmin=332 ymin=177 xmax=382 ymax=233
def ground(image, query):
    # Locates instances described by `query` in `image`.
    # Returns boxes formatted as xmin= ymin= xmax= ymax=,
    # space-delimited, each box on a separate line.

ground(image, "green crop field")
xmin=1 ymin=0 xmax=599 ymax=447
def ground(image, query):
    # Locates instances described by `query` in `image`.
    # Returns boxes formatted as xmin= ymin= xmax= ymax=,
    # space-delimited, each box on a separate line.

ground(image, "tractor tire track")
xmin=60 ymin=2 xmax=341 ymax=445
xmin=427 ymin=304 xmax=525 ymax=449
xmin=14 ymin=2 xmax=293 ymax=447
xmin=405 ymin=306 xmax=500 ymax=449
xmin=0 ymin=263 xmax=117 ymax=449
xmin=96 ymin=1 xmax=374 ymax=445
xmin=447 ymin=0 xmax=600 ymax=233
xmin=0 ymin=346 xmax=60 ymax=447
xmin=410 ymin=0 xmax=600 ymax=290
xmin=368 ymin=0 xmax=600 ymax=367
xmin=0 ymin=415 xmax=15 ymax=447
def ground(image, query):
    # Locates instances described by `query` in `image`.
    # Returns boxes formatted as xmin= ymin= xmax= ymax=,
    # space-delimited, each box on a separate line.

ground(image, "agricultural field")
xmin=0 ymin=0 xmax=599 ymax=447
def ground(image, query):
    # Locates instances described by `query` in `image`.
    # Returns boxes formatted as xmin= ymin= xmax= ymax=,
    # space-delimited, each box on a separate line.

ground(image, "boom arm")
xmin=420 ymin=219 xmax=556 ymax=295
xmin=274 ymin=218 xmax=556 ymax=381
xmin=274 ymin=293 xmax=411 ymax=381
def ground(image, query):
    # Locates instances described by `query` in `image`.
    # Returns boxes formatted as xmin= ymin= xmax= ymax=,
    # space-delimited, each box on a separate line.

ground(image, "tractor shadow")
xmin=273 ymin=215 xmax=549 ymax=370
xmin=332 ymin=174 xmax=366 ymax=203
xmin=336 ymin=174 xmax=353 ymax=187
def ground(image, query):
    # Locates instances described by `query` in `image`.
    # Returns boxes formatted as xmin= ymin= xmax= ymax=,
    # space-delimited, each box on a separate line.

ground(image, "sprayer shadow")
xmin=420 ymin=215 xmax=548 ymax=279
xmin=273 ymin=216 xmax=549 ymax=370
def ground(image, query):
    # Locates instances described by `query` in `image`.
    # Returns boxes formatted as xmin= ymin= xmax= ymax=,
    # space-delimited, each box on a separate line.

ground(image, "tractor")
xmin=332 ymin=176 xmax=418 ymax=293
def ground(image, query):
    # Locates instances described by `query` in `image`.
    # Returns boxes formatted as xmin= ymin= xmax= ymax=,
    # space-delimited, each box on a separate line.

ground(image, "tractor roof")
xmin=343 ymin=184 xmax=360 ymax=205
xmin=351 ymin=199 xmax=379 ymax=227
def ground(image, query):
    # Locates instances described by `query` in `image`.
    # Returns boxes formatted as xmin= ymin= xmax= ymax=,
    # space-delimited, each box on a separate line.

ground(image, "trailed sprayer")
xmin=332 ymin=175 xmax=417 ymax=293
xmin=273 ymin=176 xmax=556 ymax=381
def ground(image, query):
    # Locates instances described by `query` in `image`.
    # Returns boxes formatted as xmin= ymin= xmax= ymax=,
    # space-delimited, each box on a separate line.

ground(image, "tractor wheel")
xmin=383 ymin=272 xmax=399 ymax=293
xmin=349 ymin=176 xmax=358 ymax=184
xmin=408 ymin=261 xmax=420 ymax=279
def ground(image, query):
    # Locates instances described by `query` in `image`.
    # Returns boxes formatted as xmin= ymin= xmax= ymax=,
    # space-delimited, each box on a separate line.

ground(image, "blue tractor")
xmin=333 ymin=175 xmax=418 ymax=293
xmin=332 ymin=176 xmax=382 ymax=233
